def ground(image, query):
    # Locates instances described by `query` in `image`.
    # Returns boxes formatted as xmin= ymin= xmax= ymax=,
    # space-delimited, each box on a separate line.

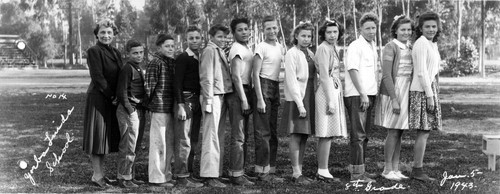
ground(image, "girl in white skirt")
xmin=314 ymin=19 xmax=347 ymax=183
xmin=374 ymin=15 xmax=414 ymax=181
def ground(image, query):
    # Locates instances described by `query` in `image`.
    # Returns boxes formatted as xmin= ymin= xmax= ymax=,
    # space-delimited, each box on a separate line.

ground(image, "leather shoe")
xmin=92 ymin=178 xmax=110 ymax=188
xmin=315 ymin=173 xmax=341 ymax=183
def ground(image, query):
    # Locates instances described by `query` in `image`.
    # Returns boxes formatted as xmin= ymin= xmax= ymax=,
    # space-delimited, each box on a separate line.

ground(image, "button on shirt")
xmin=344 ymin=35 xmax=378 ymax=97
xmin=228 ymin=42 xmax=253 ymax=85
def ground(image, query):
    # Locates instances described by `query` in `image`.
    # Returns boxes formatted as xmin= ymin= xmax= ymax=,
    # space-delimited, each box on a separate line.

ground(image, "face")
xmin=396 ymin=23 xmax=412 ymax=43
xmin=159 ymin=39 xmax=175 ymax=58
xmin=211 ymin=30 xmax=227 ymax=48
xmin=360 ymin=21 xmax=377 ymax=42
xmin=295 ymin=29 xmax=312 ymax=48
xmin=128 ymin=46 xmax=144 ymax=63
xmin=324 ymin=26 xmax=339 ymax=44
xmin=263 ymin=20 xmax=279 ymax=41
xmin=97 ymin=26 xmax=114 ymax=45
xmin=233 ymin=23 xmax=250 ymax=43
xmin=186 ymin=31 xmax=202 ymax=51
xmin=421 ymin=20 xmax=438 ymax=40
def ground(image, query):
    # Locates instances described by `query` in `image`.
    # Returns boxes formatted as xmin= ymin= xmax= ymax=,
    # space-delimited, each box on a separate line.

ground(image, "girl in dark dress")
xmin=82 ymin=19 xmax=122 ymax=187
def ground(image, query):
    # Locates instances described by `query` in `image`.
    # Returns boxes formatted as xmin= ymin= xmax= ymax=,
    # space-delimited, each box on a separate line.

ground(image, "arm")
xmin=231 ymin=55 xmax=251 ymax=114
xmin=116 ymin=65 xmax=134 ymax=114
xmin=252 ymin=54 xmax=266 ymax=113
xmin=174 ymin=55 xmax=188 ymax=120
xmin=284 ymin=50 xmax=304 ymax=109
xmin=87 ymin=47 xmax=112 ymax=99
xmin=199 ymin=47 xmax=215 ymax=112
xmin=315 ymin=45 xmax=335 ymax=113
xmin=145 ymin=59 xmax=160 ymax=104
xmin=381 ymin=44 xmax=397 ymax=100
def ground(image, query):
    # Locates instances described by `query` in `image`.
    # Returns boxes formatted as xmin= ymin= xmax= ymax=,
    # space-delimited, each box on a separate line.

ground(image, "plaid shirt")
xmin=145 ymin=52 xmax=175 ymax=113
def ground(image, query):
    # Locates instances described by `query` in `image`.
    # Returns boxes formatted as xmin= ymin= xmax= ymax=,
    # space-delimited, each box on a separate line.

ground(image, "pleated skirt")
xmin=374 ymin=76 xmax=411 ymax=130
xmin=82 ymin=93 xmax=120 ymax=154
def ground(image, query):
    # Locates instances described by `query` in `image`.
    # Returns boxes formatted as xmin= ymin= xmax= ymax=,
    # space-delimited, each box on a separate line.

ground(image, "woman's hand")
xmin=392 ymin=99 xmax=401 ymax=114
xmin=426 ymin=97 xmax=435 ymax=112
xmin=298 ymin=106 xmax=307 ymax=118
xmin=327 ymin=102 xmax=335 ymax=115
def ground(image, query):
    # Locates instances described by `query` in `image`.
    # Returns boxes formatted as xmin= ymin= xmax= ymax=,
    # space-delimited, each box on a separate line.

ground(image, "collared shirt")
xmin=410 ymin=35 xmax=441 ymax=97
xmin=254 ymin=41 xmax=284 ymax=81
xmin=145 ymin=52 xmax=175 ymax=113
xmin=174 ymin=48 xmax=201 ymax=103
xmin=199 ymin=41 xmax=233 ymax=105
xmin=116 ymin=60 xmax=146 ymax=114
xmin=344 ymin=35 xmax=379 ymax=97
xmin=228 ymin=41 xmax=253 ymax=85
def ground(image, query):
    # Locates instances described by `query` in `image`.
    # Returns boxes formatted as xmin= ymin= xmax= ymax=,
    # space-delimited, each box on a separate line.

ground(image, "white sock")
xmin=292 ymin=166 xmax=301 ymax=178
xmin=317 ymin=168 xmax=333 ymax=178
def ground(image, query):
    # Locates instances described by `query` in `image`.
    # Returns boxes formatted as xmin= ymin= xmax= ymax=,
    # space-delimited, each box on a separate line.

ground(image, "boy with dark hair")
xmin=227 ymin=17 xmax=255 ymax=186
xmin=344 ymin=12 xmax=380 ymax=182
xmin=116 ymin=39 xmax=146 ymax=188
xmin=173 ymin=25 xmax=204 ymax=188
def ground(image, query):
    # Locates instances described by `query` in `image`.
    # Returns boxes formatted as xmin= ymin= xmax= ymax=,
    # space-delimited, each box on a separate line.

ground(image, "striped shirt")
xmin=145 ymin=52 xmax=175 ymax=113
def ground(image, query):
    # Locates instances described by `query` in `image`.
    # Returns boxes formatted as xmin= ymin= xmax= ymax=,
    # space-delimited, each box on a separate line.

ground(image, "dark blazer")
xmin=86 ymin=41 xmax=123 ymax=99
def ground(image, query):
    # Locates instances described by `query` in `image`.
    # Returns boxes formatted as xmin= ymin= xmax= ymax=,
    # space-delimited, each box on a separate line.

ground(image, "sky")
xmin=129 ymin=0 xmax=145 ymax=10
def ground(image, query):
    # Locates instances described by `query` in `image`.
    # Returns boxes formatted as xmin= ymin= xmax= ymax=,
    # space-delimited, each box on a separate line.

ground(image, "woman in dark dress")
xmin=83 ymin=19 xmax=122 ymax=187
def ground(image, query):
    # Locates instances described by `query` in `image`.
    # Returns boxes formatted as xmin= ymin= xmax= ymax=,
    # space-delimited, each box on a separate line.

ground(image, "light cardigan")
xmin=284 ymin=46 xmax=314 ymax=108
xmin=379 ymin=39 xmax=411 ymax=99
xmin=410 ymin=36 xmax=441 ymax=97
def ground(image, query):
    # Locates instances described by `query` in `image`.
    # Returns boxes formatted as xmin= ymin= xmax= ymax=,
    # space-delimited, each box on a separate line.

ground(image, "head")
xmin=125 ymin=39 xmax=144 ymax=63
xmin=319 ymin=19 xmax=344 ymax=45
xmin=390 ymin=16 xmax=413 ymax=43
xmin=415 ymin=11 xmax=441 ymax=42
xmin=262 ymin=16 xmax=279 ymax=41
xmin=359 ymin=12 xmax=378 ymax=42
xmin=230 ymin=18 xmax=250 ymax=43
xmin=155 ymin=34 xmax=175 ymax=58
xmin=185 ymin=25 xmax=202 ymax=51
xmin=93 ymin=19 xmax=119 ymax=45
xmin=291 ymin=22 xmax=314 ymax=48
xmin=208 ymin=24 xmax=230 ymax=48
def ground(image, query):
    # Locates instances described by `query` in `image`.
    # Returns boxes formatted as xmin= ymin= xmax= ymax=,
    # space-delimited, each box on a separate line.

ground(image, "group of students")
xmin=82 ymin=10 xmax=443 ymax=189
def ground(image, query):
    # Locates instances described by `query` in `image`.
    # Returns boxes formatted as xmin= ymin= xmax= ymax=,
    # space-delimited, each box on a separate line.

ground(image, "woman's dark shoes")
xmin=412 ymin=167 xmax=437 ymax=182
xmin=315 ymin=173 xmax=341 ymax=183
xmin=293 ymin=175 xmax=313 ymax=185
xmin=119 ymin=180 xmax=139 ymax=188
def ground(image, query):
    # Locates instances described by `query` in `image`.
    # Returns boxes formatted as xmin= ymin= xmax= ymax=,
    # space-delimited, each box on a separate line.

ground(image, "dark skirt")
xmin=82 ymin=93 xmax=120 ymax=154
xmin=284 ymin=79 xmax=315 ymax=135
xmin=409 ymin=82 xmax=442 ymax=131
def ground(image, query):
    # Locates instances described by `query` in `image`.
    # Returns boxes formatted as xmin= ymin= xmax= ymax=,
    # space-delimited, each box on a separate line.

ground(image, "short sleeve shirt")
xmin=228 ymin=42 xmax=253 ymax=85
xmin=344 ymin=36 xmax=378 ymax=97
xmin=254 ymin=41 xmax=284 ymax=81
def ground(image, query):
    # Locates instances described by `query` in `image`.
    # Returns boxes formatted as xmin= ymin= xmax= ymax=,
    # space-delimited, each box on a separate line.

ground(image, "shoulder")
xmin=87 ymin=45 xmax=101 ymax=53
xmin=176 ymin=52 xmax=189 ymax=60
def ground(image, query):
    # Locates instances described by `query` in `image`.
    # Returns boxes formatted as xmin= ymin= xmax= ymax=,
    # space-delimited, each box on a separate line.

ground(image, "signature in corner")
xmin=440 ymin=169 xmax=483 ymax=186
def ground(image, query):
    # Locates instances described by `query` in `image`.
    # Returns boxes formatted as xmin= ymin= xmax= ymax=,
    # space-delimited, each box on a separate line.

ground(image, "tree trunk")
xmin=68 ymin=0 xmax=73 ymax=67
xmin=377 ymin=2 xmax=383 ymax=82
xmin=343 ymin=0 xmax=347 ymax=59
xmin=352 ymin=0 xmax=357 ymax=37
xmin=293 ymin=4 xmax=296 ymax=29
xmin=480 ymin=0 xmax=485 ymax=77
xmin=78 ymin=10 xmax=82 ymax=66
xmin=457 ymin=0 xmax=462 ymax=57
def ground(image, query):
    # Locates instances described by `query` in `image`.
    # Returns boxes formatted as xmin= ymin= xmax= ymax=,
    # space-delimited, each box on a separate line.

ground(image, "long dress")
xmin=374 ymin=43 xmax=412 ymax=130
xmin=285 ymin=48 xmax=316 ymax=135
xmin=314 ymin=42 xmax=348 ymax=138
xmin=83 ymin=41 xmax=122 ymax=155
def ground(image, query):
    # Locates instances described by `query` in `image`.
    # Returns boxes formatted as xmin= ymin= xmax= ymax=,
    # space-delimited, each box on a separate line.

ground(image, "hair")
xmin=155 ymin=34 xmax=174 ymax=46
xmin=93 ymin=19 xmax=119 ymax=39
xmin=208 ymin=24 xmax=230 ymax=36
xmin=390 ymin=16 xmax=414 ymax=39
xmin=230 ymin=18 xmax=250 ymax=33
xmin=185 ymin=25 xmax=202 ymax=34
xmin=291 ymin=22 xmax=315 ymax=45
xmin=415 ymin=11 xmax=441 ymax=42
xmin=125 ymin=39 xmax=142 ymax=53
xmin=262 ymin=15 xmax=277 ymax=28
xmin=318 ymin=19 xmax=344 ymax=43
xmin=359 ymin=12 xmax=379 ymax=27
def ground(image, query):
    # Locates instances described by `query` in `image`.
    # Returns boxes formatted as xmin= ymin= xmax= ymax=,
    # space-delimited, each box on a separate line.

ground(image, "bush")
xmin=443 ymin=37 xmax=479 ymax=77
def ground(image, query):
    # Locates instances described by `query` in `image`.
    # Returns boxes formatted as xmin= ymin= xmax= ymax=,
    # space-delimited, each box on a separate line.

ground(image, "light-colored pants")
xmin=148 ymin=112 xmax=174 ymax=183
xmin=200 ymin=95 xmax=228 ymax=178
xmin=116 ymin=105 xmax=141 ymax=180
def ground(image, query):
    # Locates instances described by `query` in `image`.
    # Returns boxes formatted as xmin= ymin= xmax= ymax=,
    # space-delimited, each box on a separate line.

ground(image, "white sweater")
xmin=410 ymin=36 xmax=441 ymax=97
xmin=284 ymin=46 xmax=313 ymax=108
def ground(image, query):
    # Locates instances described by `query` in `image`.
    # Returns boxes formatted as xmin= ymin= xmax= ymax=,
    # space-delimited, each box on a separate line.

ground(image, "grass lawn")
xmin=0 ymin=76 xmax=499 ymax=193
